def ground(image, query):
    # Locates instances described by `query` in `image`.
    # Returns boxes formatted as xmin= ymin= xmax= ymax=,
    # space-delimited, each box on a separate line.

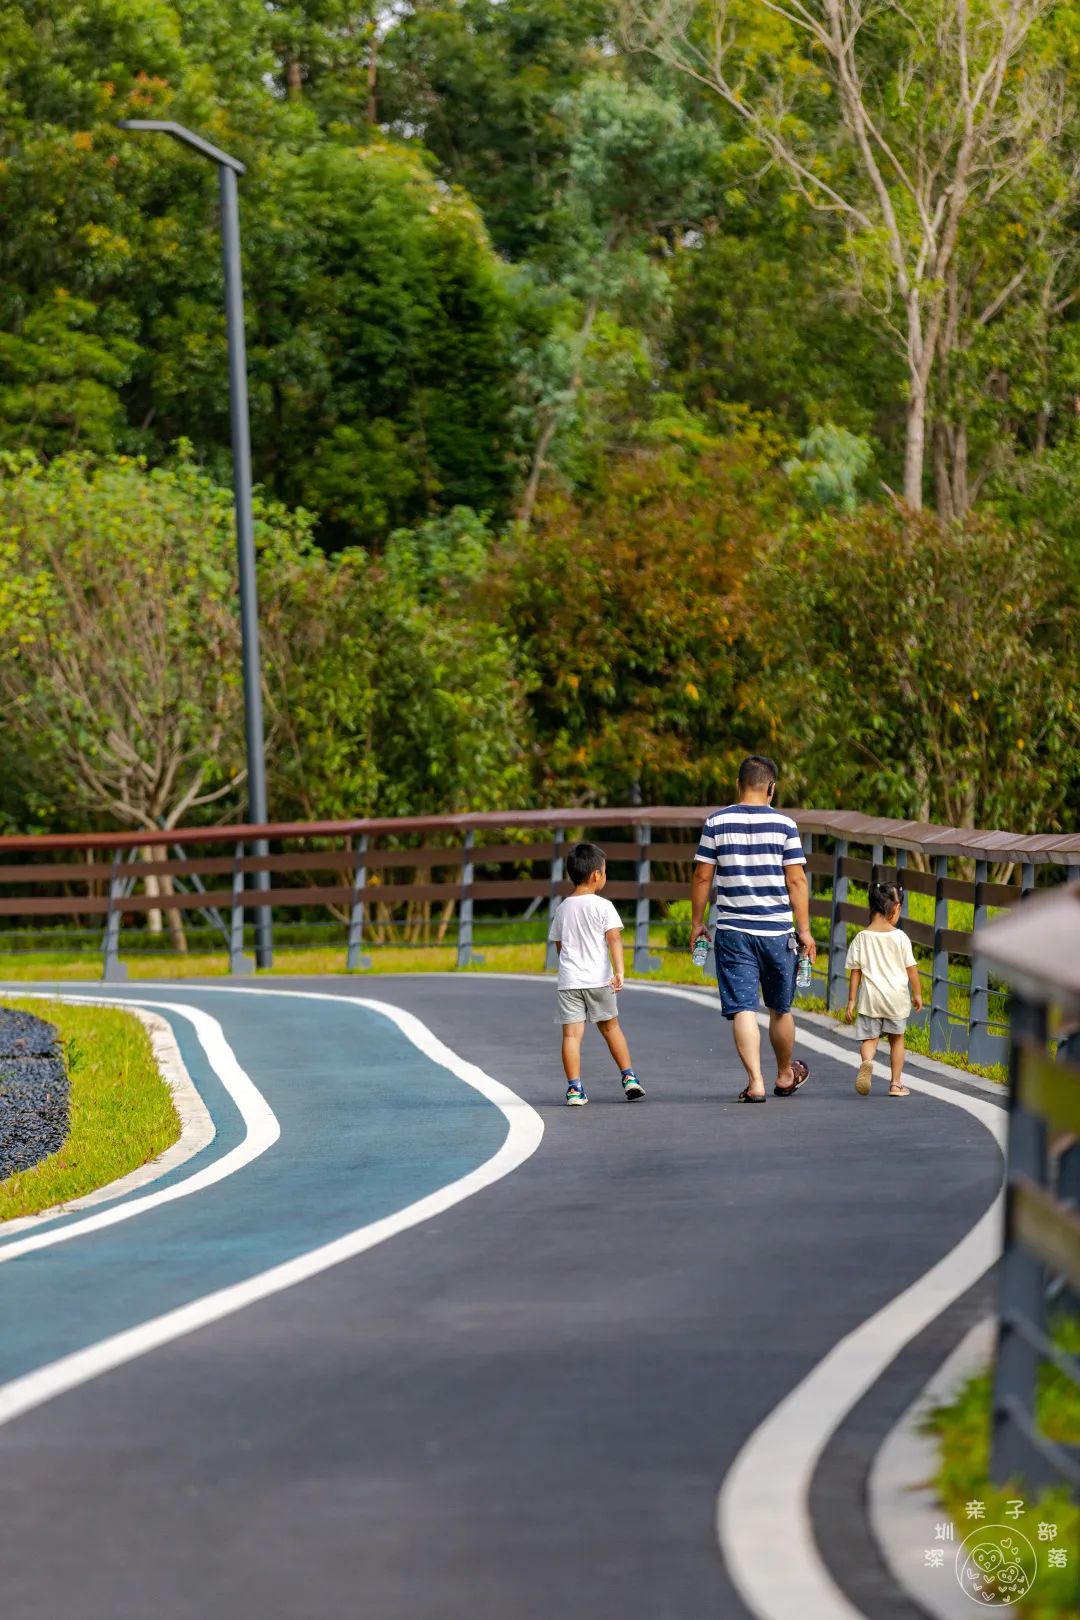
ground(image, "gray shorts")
xmin=856 ymin=1014 xmax=907 ymax=1039
xmin=556 ymin=986 xmax=618 ymax=1025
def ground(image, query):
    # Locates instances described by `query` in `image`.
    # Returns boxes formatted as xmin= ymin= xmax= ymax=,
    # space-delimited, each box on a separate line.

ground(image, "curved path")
xmin=0 ymin=976 xmax=1003 ymax=1620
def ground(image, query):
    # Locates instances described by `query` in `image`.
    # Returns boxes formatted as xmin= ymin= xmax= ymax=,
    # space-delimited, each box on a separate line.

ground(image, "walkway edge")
xmin=0 ymin=993 xmax=544 ymax=1432
xmin=868 ymin=1317 xmax=1001 ymax=1620
xmin=0 ymin=1000 xmax=215 ymax=1238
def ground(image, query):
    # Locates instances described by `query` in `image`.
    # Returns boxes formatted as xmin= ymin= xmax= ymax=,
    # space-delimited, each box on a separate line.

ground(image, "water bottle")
xmin=796 ymin=951 xmax=813 ymax=991
xmin=691 ymin=933 xmax=710 ymax=969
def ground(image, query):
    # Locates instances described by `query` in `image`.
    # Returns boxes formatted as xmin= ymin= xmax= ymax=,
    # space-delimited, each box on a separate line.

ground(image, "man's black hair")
xmin=566 ymin=841 xmax=607 ymax=886
xmin=737 ymin=754 xmax=779 ymax=793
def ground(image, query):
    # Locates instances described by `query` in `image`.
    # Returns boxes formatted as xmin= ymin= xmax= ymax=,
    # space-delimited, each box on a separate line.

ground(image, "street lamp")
xmin=118 ymin=120 xmax=272 ymax=968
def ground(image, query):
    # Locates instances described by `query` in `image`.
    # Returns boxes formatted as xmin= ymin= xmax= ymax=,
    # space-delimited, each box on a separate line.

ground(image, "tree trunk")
xmin=367 ymin=30 xmax=378 ymax=126
xmin=140 ymin=844 xmax=163 ymax=935
xmin=903 ymin=382 xmax=926 ymax=511
xmin=157 ymin=872 xmax=188 ymax=954
xmin=517 ymin=282 xmax=606 ymax=529
xmin=287 ymin=58 xmax=302 ymax=99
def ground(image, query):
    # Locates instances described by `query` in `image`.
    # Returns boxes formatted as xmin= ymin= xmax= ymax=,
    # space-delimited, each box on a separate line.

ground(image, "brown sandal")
xmin=774 ymin=1059 xmax=809 ymax=1097
xmin=888 ymin=1084 xmax=910 ymax=1098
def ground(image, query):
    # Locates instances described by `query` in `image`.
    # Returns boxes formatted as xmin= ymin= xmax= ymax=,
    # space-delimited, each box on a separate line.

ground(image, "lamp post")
xmin=118 ymin=120 xmax=272 ymax=968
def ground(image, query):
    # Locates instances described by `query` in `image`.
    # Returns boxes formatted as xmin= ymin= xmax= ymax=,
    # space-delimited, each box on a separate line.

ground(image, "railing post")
xmin=968 ymin=858 xmax=993 ymax=1067
xmin=101 ymin=850 xmax=128 ymax=983
xmin=870 ymin=842 xmax=884 ymax=882
xmin=633 ymin=824 xmax=661 ymax=974
xmin=826 ymin=838 xmax=848 ymax=1010
xmin=545 ymin=828 xmax=565 ymax=973
xmin=1021 ymin=860 xmax=1035 ymax=899
xmin=229 ymin=840 xmax=254 ymax=975
xmin=456 ymin=828 xmax=483 ymax=969
xmin=346 ymin=834 xmax=373 ymax=972
xmin=801 ymin=832 xmax=816 ymax=993
xmin=930 ymin=853 xmax=951 ymax=1052
xmin=991 ymin=996 xmax=1049 ymax=1485
xmin=895 ymin=847 xmax=909 ymax=919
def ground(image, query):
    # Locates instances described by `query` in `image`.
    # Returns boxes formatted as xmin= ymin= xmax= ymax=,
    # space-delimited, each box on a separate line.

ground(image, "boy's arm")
xmin=606 ymin=926 xmax=625 ymax=992
xmin=907 ymin=963 xmax=923 ymax=1011
xmin=846 ymin=967 xmax=861 ymax=1023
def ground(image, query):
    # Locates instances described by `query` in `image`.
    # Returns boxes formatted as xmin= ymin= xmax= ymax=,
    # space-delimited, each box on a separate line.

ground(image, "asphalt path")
xmin=0 ymin=975 xmax=1003 ymax=1620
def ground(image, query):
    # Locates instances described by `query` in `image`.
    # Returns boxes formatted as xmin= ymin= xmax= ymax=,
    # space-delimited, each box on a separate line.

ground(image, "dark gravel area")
xmin=0 ymin=1007 xmax=69 ymax=1178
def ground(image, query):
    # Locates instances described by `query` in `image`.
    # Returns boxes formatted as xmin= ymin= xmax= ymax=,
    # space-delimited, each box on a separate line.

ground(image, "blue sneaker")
xmin=621 ymin=1071 xmax=645 ymax=1100
xmin=565 ymin=1081 xmax=588 ymax=1106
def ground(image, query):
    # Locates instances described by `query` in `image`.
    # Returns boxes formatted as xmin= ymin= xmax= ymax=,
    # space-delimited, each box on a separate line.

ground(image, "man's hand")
xmin=610 ymin=973 xmax=624 ymax=993
xmin=797 ymin=927 xmax=817 ymax=962
xmin=690 ymin=921 xmax=711 ymax=947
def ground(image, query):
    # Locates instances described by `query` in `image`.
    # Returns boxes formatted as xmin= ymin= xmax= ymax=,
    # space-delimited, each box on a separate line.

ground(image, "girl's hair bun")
xmin=869 ymin=881 xmax=903 ymax=918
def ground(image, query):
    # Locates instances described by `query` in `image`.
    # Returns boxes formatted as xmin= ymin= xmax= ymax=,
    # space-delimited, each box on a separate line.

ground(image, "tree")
xmin=742 ymin=503 xmax=1080 ymax=832
xmin=0 ymin=452 xmax=302 ymax=835
xmin=620 ymin=0 xmax=1077 ymax=510
xmin=515 ymin=71 xmax=722 ymax=523
xmin=498 ymin=426 xmax=793 ymax=804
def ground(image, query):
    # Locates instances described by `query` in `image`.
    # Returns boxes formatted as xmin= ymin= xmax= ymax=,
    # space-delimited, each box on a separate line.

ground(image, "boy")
xmin=548 ymin=841 xmax=645 ymax=1106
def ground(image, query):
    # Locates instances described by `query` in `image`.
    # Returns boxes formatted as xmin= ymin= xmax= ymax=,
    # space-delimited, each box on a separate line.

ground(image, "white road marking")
xmin=630 ymin=980 xmax=1006 ymax=1620
xmin=0 ymin=999 xmax=278 ymax=1262
xmin=0 ymin=991 xmax=543 ymax=1430
xmin=0 ymin=1000 xmax=215 ymax=1236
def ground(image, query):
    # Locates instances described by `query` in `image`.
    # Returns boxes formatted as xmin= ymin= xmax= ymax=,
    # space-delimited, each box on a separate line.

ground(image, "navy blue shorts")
xmin=714 ymin=929 xmax=797 ymax=1019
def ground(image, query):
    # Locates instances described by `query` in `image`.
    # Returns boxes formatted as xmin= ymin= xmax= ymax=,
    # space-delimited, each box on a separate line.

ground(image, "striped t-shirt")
xmin=695 ymin=805 xmax=806 ymax=936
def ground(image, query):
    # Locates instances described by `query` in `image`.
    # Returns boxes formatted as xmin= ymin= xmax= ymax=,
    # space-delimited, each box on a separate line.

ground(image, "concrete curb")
xmin=0 ymin=1001 xmax=215 ymax=1237
xmin=866 ymin=1319 xmax=1014 ymax=1620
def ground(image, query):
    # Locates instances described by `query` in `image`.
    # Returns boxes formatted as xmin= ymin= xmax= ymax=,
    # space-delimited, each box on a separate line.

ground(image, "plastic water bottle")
xmin=691 ymin=934 xmax=710 ymax=969
xmin=796 ymin=952 xmax=813 ymax=991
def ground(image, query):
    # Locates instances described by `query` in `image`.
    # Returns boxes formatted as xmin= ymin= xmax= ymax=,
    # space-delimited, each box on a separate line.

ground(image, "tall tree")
xmin=620 ymin=0 xmax=1076 ymax=509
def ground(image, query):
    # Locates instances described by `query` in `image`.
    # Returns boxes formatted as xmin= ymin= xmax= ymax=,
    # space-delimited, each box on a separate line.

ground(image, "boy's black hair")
xmin=868 ymin=881 xmax=904 ymax=918
xmin=566 ymin=841 xmax=607 ymax=886
xmin=737 ymin=754 xmax=779 ymax=793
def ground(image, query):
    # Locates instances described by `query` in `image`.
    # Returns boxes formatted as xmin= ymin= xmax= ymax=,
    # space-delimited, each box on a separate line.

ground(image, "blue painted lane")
xmin=0 ymin=989 xmax=508 ymax=1382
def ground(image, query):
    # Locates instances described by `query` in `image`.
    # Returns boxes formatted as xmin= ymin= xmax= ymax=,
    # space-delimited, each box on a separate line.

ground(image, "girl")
xmin=845 ymin=882 xmax=923 ymax=1098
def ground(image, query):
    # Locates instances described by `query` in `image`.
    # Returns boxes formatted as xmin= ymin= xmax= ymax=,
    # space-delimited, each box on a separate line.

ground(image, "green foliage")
xmin=783 ymin=425 xmax=874 ymax=515
xmin=743 ymin=504 xmax=1080 ymax=832
xmin=664 ymin=899 xmax=693 ymax=949
xmin=250 ymin=139 xmax=521 ymax=544
xmin=500 ymin=427 xmax=793 ymax=804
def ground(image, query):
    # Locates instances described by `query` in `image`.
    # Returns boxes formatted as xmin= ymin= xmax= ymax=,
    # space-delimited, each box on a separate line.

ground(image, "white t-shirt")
xmin=846 ymin=926 xmax=917 ymax=1019
xmin=548 ymin=894 xmax=623 ymax=989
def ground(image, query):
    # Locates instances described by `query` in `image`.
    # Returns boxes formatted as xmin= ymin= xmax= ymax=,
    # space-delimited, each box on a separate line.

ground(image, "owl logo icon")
xmin=955 ymin=1526 xmax=1038 ymax=1605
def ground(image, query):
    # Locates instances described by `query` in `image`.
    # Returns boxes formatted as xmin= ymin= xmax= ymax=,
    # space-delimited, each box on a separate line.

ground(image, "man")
xmin=689 ymin=755 xmax=816 ymax=1102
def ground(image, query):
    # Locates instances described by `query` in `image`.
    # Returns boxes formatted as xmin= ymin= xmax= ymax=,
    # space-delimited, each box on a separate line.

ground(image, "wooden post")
xmin=991 ymin=997 xmax=1049 ymax=1485
xmin=101 ymin=850 xmax=128 ymax=982
xmin=968 ymin=858 xmax=993 ymax=1067
xmin=346 ymin=834 xmax=373 ymax=972
xmin=826 ymin=839 xmax=848 ymax=1010
xmin=633 ymin=824 xmax=661 ymax=974
xmin=456 ymin=829 xmax=483 ymax=968
xmin=930 ymin=853 xmax=951 ymax=1051
xmin=229 ymin=839 xmax=254 ymax=975
xmin=545 ymin=828 xmax=565 ymax=973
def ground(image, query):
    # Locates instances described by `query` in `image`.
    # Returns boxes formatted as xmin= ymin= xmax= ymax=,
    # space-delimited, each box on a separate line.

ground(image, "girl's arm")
xmin=606 ymin=925 xmax=625 ymax=992
xmin=846 ymin=967 xmax=861 ymax=1022
xmin=907 ymin=963 xmax=923 ymax=1012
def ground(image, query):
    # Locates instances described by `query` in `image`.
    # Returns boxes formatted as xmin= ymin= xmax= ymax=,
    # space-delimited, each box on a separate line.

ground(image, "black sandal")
xmin=738 ymin=1087 xmax=767 ymax=1103
xmin=774 ymin=1059 xmax=809 ymax=1097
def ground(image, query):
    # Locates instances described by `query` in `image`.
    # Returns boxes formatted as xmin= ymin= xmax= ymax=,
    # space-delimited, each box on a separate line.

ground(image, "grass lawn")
xmin=0 ymin=997 xmax=180 ymax=1222
xmin=925 ymin=1318 xmax=1080 ymax=1618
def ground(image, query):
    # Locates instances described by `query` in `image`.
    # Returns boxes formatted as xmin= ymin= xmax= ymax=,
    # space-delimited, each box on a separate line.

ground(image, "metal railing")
xmin=0 ymin=808 xmax=1077 ymax=1065
xmin=977 ymin=885 xmax=1080 ymax=1493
